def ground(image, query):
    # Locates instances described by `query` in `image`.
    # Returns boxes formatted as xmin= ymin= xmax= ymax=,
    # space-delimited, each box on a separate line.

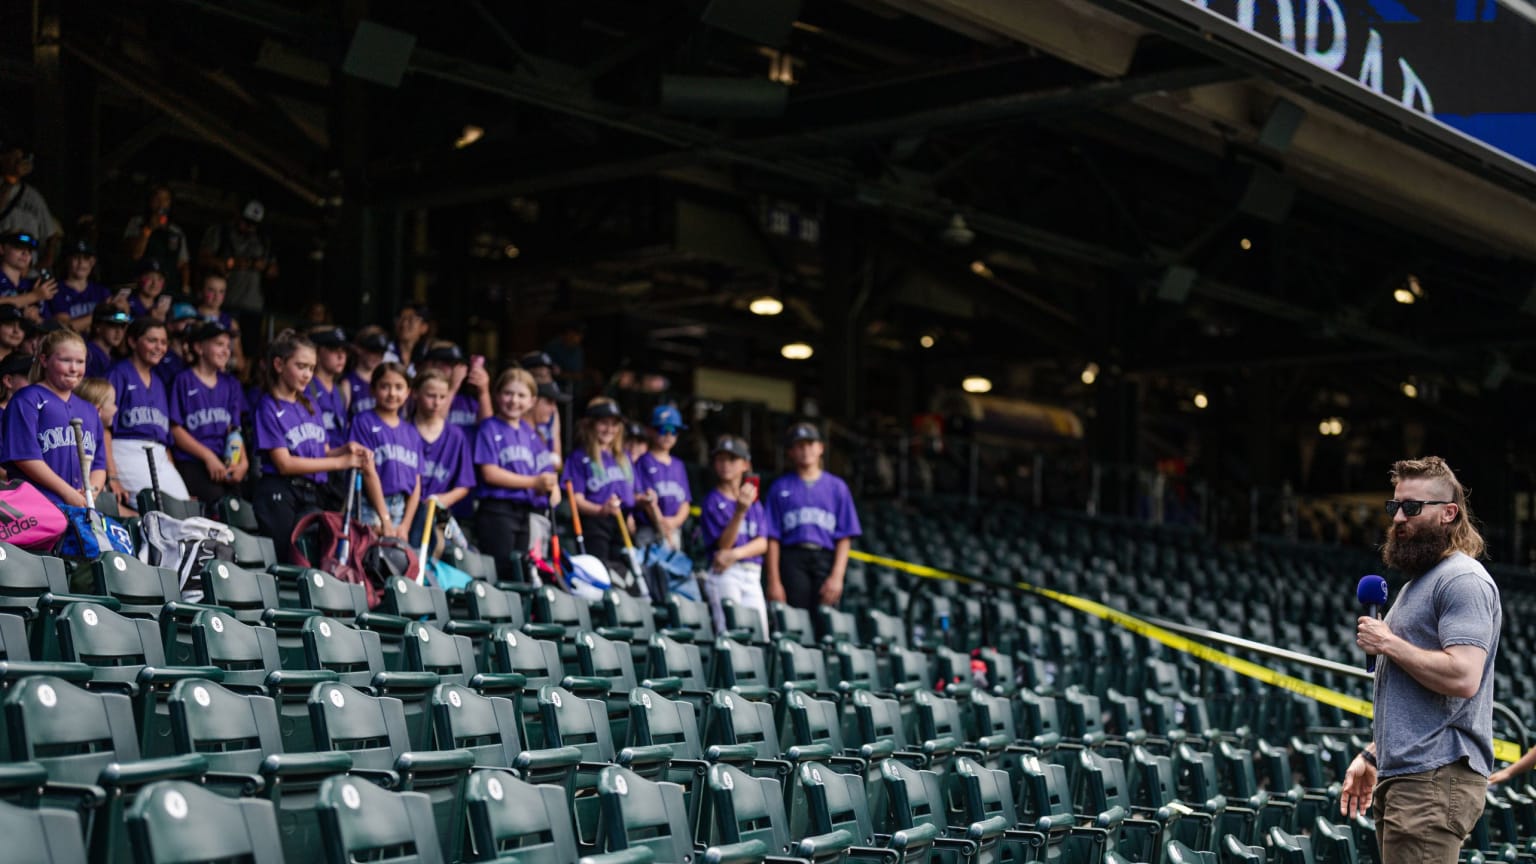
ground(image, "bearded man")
xmin=1339 ymin=456 xmax=1501 ymax=863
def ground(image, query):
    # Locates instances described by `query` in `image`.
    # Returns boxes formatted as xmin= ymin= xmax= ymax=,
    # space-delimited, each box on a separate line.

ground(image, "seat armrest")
xmin=521 ymin=623 xmax=567 ymax=639
xmin=705 ymin=744 xmax=761 ymax=764
xmin=514 ymin=746 xmax=583 ymax=774
xmin=704 ymin=840 xmax=773 ymax=864
xmin=40 ymin=780 xmax=109 ymax=810
xmin=0 ymin=660 xmax=94 ymax=683
xmin=396 ymin=748 xmax=475 ymax=776
xmin=617 ymin=744 xmax=675 ymax=769
xmin=561 ymin=675 xmax=612 ymax=695
xmin=656 ymin=628 xmax=694 ymax=643
xmin=264 ymin=669 xmax=338 ymax=692
xmin=160 ymin=600 xmax=232 ymax=619
xmin=262 ymin=608 xmax=320 ymax=626
xmin=261 ymin=751 xmax=353 ymax=778
xmin=445 ymin=620 xmax=493 ymax=638
xmin=794 ymin=829 xmax=857 ymax=860
xmin=345 ymin=767 xmax=401 ymax=789
xmin=203 ymin=771 xmax=265 ymax=797
xmin=594 ymin=626 xmax=635 ymax=641
xmin=37 ymin=592 xmax=120 ymax=612
xmin=370 ymin=671 xmax=441 ymax=693
xmin=98 ymin=754 xmax=208 ymax=787
xmin=469 ymin=673 xmax=526 ymax=696
xmin=580 ymin=848 xmax=656 ymax=864
xmin=137 ymin=666 xmax=225 ymax=687
xmin=858 ymin=740 xmax=896 ymax=761
xmin=355 ymin=612 xmax=412 ymax=632
xmin=639 ymin=676 xmax=683 ymax=696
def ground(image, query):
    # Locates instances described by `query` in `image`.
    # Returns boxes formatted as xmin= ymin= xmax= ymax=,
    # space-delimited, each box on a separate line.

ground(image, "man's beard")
xmin=1382 ymin=519 xmax=1453 ymax=575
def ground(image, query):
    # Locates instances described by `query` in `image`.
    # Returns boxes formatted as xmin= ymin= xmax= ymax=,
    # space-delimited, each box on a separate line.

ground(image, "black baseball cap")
xmin=784 ymin=421 xmax=822 ymax=445
xmin=712 ymin=435 xmax=751 ymax=461
xmin=63 ymin=237 xmax=96 ymax=258
xmin=537 ymin=381 xmax=571 ymax=403
xmin=0 ymin=305 xmax=23 ymax=324
xmin=0 ymin=231 xmax=38 ymax=250
xmin=93 ymin=304 xmax=132 ymax=325
xmin=585 ymin=400 xmax=623 ymax=420
xmin=422 ymin=344 xmax=466 ymax=365
xmin=0 ymin=353 xmax=32 ymax=377
xmin=34 ymin=319 xmax=64 ymax=335
xmin=310 ymin=326 xmax=347 ymax=348
xmin=136 ymin=256 xmax=164 ymax=276
xmin=355 ymin=331 xmax=389 ymax=353
xmin=520 ymin=351 xmax=554 ymax=370
xmin=189 ymin=321 xmax=229 ymax=343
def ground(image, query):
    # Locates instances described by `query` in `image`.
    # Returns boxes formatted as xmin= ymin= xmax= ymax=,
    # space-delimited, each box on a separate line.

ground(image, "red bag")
xmin=290 ymin=510 xmax=383 ymax=608
xmin=0 ymin=479 xmax=69 ymax=550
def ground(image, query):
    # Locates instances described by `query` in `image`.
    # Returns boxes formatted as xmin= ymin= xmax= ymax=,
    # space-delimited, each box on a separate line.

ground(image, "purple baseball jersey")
xmin=1 ymin=383 xmax=106 ymax=505
xmin=155 ymin=350 xmax=186 ymax=388
xmin=169 ymin=369 xmax=245 ymax=461
xmin=448 ymin=392 xmax=480 ymax=436
xmin=86 ymin=341 xmax=113 ymax=379
xmin=305 ymin=377 xmax=348 ymax=449
xmin=254 ymin=393 xmax=331 ymax=482
xmin=561 ymin=447 xmax=635 ymax=511
xmin=701 ymin=489 xmax=766 ymax=566
xmin=763 ymin=472 xmax=862 ymax=548
xmin=350 ymin=412 xmax=423 ymax=497
xmin=475 ymin=416 xmax=552 ymax=506
xmin=344 ymin=370 xmax=376 ymax=417
xmin=127 ymin=293 xmax=159 ymax=319
xmin=419 ymin=422 xmax=474 ymax=499
xmin=107 ymin=359 xmax=171 ymax=445
xmin=636 ymin=452 xmax=691 ymax=526
xmin=47 ymin=281 xmax=111 ymax=322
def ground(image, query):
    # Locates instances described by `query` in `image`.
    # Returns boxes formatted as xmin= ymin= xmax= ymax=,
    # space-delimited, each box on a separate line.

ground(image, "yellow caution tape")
xmin=848 ymin=549 xmax=1523 ymax=764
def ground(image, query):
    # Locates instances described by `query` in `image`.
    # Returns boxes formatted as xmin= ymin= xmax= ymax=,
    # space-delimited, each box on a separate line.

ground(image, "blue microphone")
xmin=1357 ymin=575 xmax=1389 ymax=673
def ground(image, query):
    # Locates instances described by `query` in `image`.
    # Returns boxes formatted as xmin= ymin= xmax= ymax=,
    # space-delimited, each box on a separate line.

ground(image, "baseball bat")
xmin=70 ymin=419 xmax=113 ymax=552
xmin=566 ymin=480 xmax=587 ymax=556
xmin=143 ymin=444 xmax=163 ymax=512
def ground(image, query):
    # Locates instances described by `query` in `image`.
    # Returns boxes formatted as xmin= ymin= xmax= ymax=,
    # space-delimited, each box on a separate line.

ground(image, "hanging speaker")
xmin=342 ymin=20 xmax=417 ymax=88
xmin=701 ymin=0 xmax=803 ymax=47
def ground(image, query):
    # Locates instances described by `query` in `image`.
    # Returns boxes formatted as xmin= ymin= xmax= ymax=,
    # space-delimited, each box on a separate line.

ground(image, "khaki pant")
xmin=1373 ymin=758 xmax=1485 ymax=863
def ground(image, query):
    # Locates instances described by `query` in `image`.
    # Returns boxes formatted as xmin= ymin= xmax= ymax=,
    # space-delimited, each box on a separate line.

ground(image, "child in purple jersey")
xmin=634 ymin=403 xmax=692 ymax=550
xmin=86 ymin=305 xmax=129 ymax=379
xmin=170 ymin=322 xmax=248 ymax=507
xmin=127 ymin=258 xmax=171 ymax=321
xmin=341 ymin=327 xmax=387 ymax=418
xmin=419 ymin=342 xmax=491 ymax=438
xmin=107 ymin=318 xmax=190 ymax=502
xmin=475 ymin=368 xmax=560 ymax=582
xmin=47 ymin=239 xmax=111 ymax=332
xmin=306 ymin=327 xmax=350 ymax=449
xmin=561 ymin=396 xmax=635 ymax=570
xmin=764 ymin=421 xmax=862 ymax=613
xmin=1 ymin=330 xmax=106 ymax=506
xmin=195 ymin=273 xmax=244 ymax=376
xmin=410 ymin=369 xmax=474 ymax=543
xmin=351 ymin=363 xmax=422 ymax=540
xmin=251 ymin=330 xmax=371 ymax=563
xmin=700 ymin=435 xmax=769 ymax=636
xmin=75 ymin=377 xmax=135 ymax=512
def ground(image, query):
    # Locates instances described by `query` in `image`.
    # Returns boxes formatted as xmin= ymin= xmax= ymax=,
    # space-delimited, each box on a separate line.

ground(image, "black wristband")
xmin=1361 ymin=750 xmax=1377 ymax=768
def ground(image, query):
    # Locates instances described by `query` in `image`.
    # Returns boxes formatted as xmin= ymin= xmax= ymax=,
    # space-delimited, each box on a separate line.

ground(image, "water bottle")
xmin=223 ymin=429 xmax=244 ymax=467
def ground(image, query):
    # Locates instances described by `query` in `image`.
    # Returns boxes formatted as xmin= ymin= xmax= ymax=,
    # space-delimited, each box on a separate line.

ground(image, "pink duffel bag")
xmin=0 ymin=478 xmax=69 ymax=550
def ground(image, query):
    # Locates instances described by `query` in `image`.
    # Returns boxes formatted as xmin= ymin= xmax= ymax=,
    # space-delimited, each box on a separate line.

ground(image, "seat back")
xmin=464 ymin=581 xmax=524 ymax=627
xmin=464 ymin=769 xmax=578 ymax=864
xmin=953 ymin=756 xmax=1021 ymax=826
xmin=228 ymin=527 xmax=276 ymax=571
xmin=706 ymin=762 xmax=793 ymax=854
xmin=90 ymin=553 xmax=181 ymax=619
xmin=1015 ymin=753 xmax=1076 ymax=830
xmin=0 ymin=799 xmax=87 ymax=863
xmin=380 ymin=577 xmax=451 ymax=627
xmin=402 ymin=622 xmax=477 ymax=687
xmin=777 ymin=639 xmax=831 ymax=692
xmin=601 ymin=590 xmax=657 ymax=641
xmin=533 ymin=586 xmax=592 ymax=633
xmin=190 ymin=610 xmax=281 ymax=692
xmin=794 ymin=760 xmax=881 ymax=846
xmin=817 ymin=606 xmax=858 ymax=646
xmin=1269 ymin=826 xmax=1316 ymax=864
xmin=431 ymin=684 xmax=522 ymax=770
xmin=56 ymin=601 xmax=164 ymax=686
xmin=0 ymin=543 xmax=71 ymax=618
xmin=971 ymin=690 xmax=1019 ymax=742
xmin=309 ymin=682 xmax=410 ymax=773
xmin=914 ymin=688 xmax=966 ymax=746
xmin=886 ymin=646 xmax=932 ymax=692
xmin=711 ymin=635 xmax=773 ymax=694
xmin=168 ymin=678 xmax=284 ymax=775
xmin=198 ymin=561 xmax=279 ymax=625
xmin=296 ymin=568 xmax=369 ymax=620
xmin=664 ymin=596 xmax=717 ymax=640
xmin=594 ymin=765 xmax=694 ymax=863
xmin=707 ymin=688 xmax=783 ymax=759
xmin=4 ymin=675 xmax=140 ymax=783
xmin=539 ymin=685 xmax=615 ymax=763
xmin=137 ymin=491 xmax=202 ymax=520
xmin=489 ymin=627 xmax=563 ymax=747
xmin=317 ymin=774 xmax=445 ymax=864
xmin=851 ymin=689 xmax=912 ymax=751
xmin=213 ymin=495 xmax=260 ymax=531
xmin=303 ymin=616 xmax=386 ymax=688
xmin=784 ymin=688 xmax=850 ymax=752
xmin=836 ymin=642 xmax=883 ymax=692
xmin=646 ymin=634 xmax=708 ymax=690
xmin=769 ymin=602 xmax=816 ymax=646
xmin=628 ymin=685 xmax=703 ymax=758
xmin=127 ymin=780 xmax=284 ymax=863
xmin=860 ymin=608 xmax=907 ymax=648
xmin=878 ymin=758 xmax=951 ymax=848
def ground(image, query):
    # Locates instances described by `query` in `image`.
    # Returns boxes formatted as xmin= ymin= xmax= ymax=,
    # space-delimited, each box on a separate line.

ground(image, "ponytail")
xmin=258 ymin=329 xmax=316 ymax=413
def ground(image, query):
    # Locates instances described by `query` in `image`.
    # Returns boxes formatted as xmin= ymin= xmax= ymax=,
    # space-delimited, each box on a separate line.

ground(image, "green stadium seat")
xmin=302 ymin=616 xmax=440 ymax=752
xmin=487 ymin=625 xmax=564 ymax=747
xmin=316 ymin=773 xmax=445 ymax=864
xmin=462 ymin=769 xmax=590 ymax=863
xmin=195 ymin=560 xmax=279 ymax=626
xmin=0 ymin=798 xmax=87 ymax=863
xmin=127 ymin=779 xmax=284 ymax=862
xmin=711 ymin=635 xmax=776 ymax=701
xmin=590 ymin=765 xmax=696 ymax=864
xmin=701 ymin=762 xmax=806 ymax=863
xmin=136 ymin=490 xmax=202 ymax=521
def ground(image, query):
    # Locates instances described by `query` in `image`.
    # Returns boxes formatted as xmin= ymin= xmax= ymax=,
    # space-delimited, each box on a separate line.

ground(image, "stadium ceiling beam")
xmin=61 ymin=37 xmax=333 ymax=207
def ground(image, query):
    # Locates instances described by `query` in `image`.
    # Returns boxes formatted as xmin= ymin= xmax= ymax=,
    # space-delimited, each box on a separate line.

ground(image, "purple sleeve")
xmin=348 ymin=417 xmax=375 ymax=449
xmin=763 ymin=479 xmax=782 ymax=540
xmin=253 ymin=398 xmax=285 ymax=451
xmin=2 ymin=392 xmax=43 ymax=462
xmin=834 ymin=478 xmax=862 ymax=540
xmin=232 ymin=379 xmax=248 ymax=421
xmin=700 ymin=495 xmax=729 ymax=545
xmin=451 ymin=430 xmax=476 ymax=490
xmin=168 ymin=373 xmax=188 ymax=428
xmin=561 ymin=454 xmax=588 ymax=495
xmin=471 ymin=421 xmax=497 ymax=467
xmin=85 ymin=407 xmax=105 ymax=473
xmin=677 ymin=461 xmax=692 ymax=503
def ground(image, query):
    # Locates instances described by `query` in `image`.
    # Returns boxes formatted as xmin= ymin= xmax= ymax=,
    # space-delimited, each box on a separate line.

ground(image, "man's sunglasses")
xmin=1384 ymin=499 xmax=1451 ymax=517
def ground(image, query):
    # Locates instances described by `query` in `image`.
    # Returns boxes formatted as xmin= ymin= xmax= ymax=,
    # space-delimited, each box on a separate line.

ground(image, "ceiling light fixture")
xmin=1080 ymin=362 xmax=1100 ymax=385
xmin=454 ymin=125 xmax=484 ymax=149
xmin=1400 ymin=381 xmax=1418 ymax=399
xmin=969 ymin=260 xmax=993 ymax=279
xmin=748 ymin=296 xmax=783 ymax=316
xmin=919 ymin=335 xmax=935 ymax=349
xmin=1239 ymin=237 xmax=1253 ymax=251
xmin=961 ymin=376 xmax=993 ymax=394
xmin=780 ymin=342 xmax=814 ymax=360
xmin=1193 ymin=392 xmax=1209 ymax=409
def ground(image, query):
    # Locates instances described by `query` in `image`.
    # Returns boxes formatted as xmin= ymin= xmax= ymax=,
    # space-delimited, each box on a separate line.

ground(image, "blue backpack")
xmin=55 ymin=505 xmax=134 ymax=559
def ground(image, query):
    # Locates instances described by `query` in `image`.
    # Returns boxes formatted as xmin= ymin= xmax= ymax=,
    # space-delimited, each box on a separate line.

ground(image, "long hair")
xmin=1390 ymin=456 xmax=1486 ymax=559
xmin=580 ymin=396 xmax=629 ymax=473
xmin=257 ymin=329 xmax=316 ymax=412
xmin=28 ymin=329 xmax=87 ymax=385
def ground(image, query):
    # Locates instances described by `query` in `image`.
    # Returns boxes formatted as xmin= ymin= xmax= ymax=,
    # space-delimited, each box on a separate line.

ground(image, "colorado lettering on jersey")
xmin=498 ymin=444 xmax=534 ymax=467
xmin=323 ymin=410 xmax=340 ymax=431
xmin=535 ymin=450 xmax=558 ymax=472
xmin=122 ymin=406 xmax=169 ymax=431
xmin=284 ymin=423 xmax=328 ymax=450
xmin=783 ymin=507 xmax=837 ymax=533
xmin=424 ymin=460 xmax=452 ymax=484
xmin=183 ymin=407 xmax=232 ymax=432
xmin=375 ymin=442 xmax=420 ymax=469
xmin=651 ymin=480 xmax=688 ymax=502
xmin=39 ymin=425 xmax=97 ymax=458
xmin=449 ymin=407 xmax=477 ymax=427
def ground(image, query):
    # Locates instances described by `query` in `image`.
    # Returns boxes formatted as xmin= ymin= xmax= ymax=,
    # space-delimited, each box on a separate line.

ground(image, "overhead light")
xmin=1239 ymin=238 xmax=1253 ymax=251
xmin=749 ymin=296 xmax=783 ymax=316
xmin=454 ymin=124 xmax=485 ymax=149
xmin=1319 ymin=417 xmax=1344 ymax=436
xmin=919 ymin=334 xmax=935 ymax=349
xmin=1392 ymin=288 xmax=1415 ymax=304
xmin=1193 ymin=392 xmax=1209 ymax=409
xmin=961 ymin=376 xmax=993 ymax=394
xmin=969 ymin=260 xmax=993 ymax=279
xmin=1394 ymin=274 xmax=1425 ymax=304
xmin=1080 ymin=362 xmax=1100 ymax=385
xmin=503 ymin=244 xmax=520 ymax=259
xmin=941 ymin=213 xmax=974 ymax=247
xmin=780 ymin=342 xmax=814 ymax=360
xmin=1400 ymin=381 xmax=1418 ymax=399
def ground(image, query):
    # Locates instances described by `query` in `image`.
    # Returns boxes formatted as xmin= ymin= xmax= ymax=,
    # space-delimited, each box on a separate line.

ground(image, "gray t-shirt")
xmin=1373 ymin=551 xmax=1501 ymax=779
